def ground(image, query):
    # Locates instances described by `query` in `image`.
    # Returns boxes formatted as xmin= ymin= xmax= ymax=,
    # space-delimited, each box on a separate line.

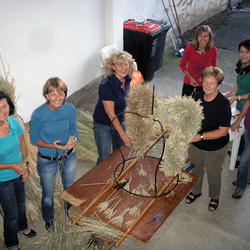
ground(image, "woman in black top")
xmin=185 ymin=67 xmax=231 ymax=211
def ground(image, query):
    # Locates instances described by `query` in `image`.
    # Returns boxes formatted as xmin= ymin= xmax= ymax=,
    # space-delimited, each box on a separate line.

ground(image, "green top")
xmin=236 ymin=71 xmax=250 ymax=110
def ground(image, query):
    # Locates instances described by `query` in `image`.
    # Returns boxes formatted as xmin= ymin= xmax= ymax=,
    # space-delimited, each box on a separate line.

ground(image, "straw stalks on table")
xmin=138 ymin=163 xmax=148 ymax=177
xmin=128 ymin=202 xmax=143 ymax=217
xmin=109 ymin=208 xmax=129 ymax=227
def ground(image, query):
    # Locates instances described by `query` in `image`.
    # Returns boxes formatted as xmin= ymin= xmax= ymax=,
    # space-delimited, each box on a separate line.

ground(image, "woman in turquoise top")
xmin=0 ymin=91 xmax=36 ymax=250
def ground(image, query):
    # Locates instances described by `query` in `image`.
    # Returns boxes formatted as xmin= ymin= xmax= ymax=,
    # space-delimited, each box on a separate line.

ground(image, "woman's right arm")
xmin=183 ymin=70 xmax=198 ymax=87
xmin=0 ymin=163 xmax=28 ymax=175
xmin=225 ymin=85 xmax=238 ymax=100
xmin=231 ymin=99 xmax=250 ymax=132
xmin=36 ymin=139 xmax=67 ymax=150
xmin=180 ymin=45 xmax=198 ymax=87
xmin=102 ymin=100 xmax=131 ymax=147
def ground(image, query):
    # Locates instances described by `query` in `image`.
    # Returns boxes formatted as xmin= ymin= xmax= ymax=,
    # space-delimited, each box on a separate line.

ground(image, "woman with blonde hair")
xmin=93 ymin=51 xmax=135 ymax=164
xmin=180 ymin=25 xmax=217 ymax=97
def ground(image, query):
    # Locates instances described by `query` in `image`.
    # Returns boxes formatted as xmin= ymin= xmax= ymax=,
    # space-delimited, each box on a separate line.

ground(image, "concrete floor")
xmin=21 ymin=3 xmax=250 ymax=250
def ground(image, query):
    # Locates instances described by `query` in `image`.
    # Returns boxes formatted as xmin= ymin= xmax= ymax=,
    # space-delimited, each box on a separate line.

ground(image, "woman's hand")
xmin=11 ymin=163 xmax=29 ymax=175
xmin=231 ymin=120 xmax=241 ymax=132
xmin=190 ymin=134 xmax=201 ymax=143
xmin=229 ymin=96 xmax=238 ymax=105
xmin=120 ymin=133 xmax=131 ymax=147
xmin=190 ymin=77 xmax=199 ymax=87
xmin=65 ymin=139 xmax=77 ymax=149
xmin=22 ymin=169 xmax=30 ymax=182
xmin=52 ymin=141 xmax=68 ymax=150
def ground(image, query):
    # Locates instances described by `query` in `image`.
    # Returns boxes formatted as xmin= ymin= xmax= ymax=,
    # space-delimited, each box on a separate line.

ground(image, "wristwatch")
xmin=200 ymin=133 xmax=204 ymax=141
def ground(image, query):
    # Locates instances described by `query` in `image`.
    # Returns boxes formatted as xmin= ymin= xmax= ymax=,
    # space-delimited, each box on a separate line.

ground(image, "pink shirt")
xmin=180 ymin=44 xmax=217 ymax=86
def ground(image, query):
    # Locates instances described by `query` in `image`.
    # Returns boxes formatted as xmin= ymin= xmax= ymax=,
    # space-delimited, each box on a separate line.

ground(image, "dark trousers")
xmin=0 ymin=176 xmax=28 ymax=249
xmin=182 ymin=83 xmax=203 ymax=98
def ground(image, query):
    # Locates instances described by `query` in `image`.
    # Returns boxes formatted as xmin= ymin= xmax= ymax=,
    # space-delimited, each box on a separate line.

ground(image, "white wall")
xmin=0 ymin=0 xmax=240 ymax=122
xmin=0 ymin=0 xmax=106 ymax=122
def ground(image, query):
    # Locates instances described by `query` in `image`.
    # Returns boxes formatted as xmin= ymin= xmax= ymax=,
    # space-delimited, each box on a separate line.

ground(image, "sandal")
xmin=185 ymin=192 xmax=202 ymax=204
xmin=208 ymin=199 xmax=219 ymax=212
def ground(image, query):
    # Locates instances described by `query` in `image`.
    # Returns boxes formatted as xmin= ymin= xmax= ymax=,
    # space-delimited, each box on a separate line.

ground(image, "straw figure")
xmin=125 ymin=83 xmax=204 ymax=177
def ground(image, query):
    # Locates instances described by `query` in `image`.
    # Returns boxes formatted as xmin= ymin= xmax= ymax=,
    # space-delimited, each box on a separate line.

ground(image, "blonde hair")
xmin=43 ymin=77 xmax=68 ymax=103
xmin=103 ymin=51 xmax=135 ymax=78
xmin=193 ymin=25 xmax=214 ymax=51
xmin=202 ymin=66 xmax=224 ymax=85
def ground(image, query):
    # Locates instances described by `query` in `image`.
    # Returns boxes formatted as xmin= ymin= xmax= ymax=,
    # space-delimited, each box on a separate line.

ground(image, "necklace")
xmin=198 ymin=48 xmax=206 ymax=54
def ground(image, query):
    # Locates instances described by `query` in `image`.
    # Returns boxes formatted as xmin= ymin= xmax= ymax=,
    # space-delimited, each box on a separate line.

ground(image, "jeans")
xmin=37 ymin=149 xmax=76 ymax=222
xmin=94 ymin=122 xmax=124 ymax=164
xmin=0 ymin=176 xmax=28 ymax=249
xmin=236 ymin=129 xmax=250 ymax=190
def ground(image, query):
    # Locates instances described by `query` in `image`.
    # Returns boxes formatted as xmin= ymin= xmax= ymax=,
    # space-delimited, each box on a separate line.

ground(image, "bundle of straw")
xmin=125 ymin=84 xmax=203 ymax=177
xmin=75 ymin=109 xmax=97 ymax=163
xmin=159 ymin=96 xmax=203 ymax=176
xmin=125 ymin=83 xmax=162 ymax=158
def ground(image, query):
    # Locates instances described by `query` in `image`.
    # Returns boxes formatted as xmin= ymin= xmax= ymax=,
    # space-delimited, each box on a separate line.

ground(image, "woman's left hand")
xmin=22 ymin=168 xmax=30 ymax=182
xmin=190 ymin=134 xmax=201 ymax=143
xmin=65 ymin=139 xmax=77 ymax=149
xmin=229 ymin=96 xmax=237 ymax=105
xmin=121 ymin=133 xmax=131 ymax=147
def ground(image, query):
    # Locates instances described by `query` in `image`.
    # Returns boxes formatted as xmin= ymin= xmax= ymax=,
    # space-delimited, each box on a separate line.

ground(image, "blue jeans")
xmin=37 ymin=149 xmax=76 ymax=222
xmin=236 ymin=129 xmax=250 ymax=190
xmin=0 ymin=176 xmax=28 ymax=249
xmin=94 ymin=122 xmax=124 ymax=164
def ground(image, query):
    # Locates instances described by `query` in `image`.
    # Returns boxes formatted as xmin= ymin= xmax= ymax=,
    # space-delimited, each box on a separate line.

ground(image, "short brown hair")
xmin=43 ymin=77 xmax=68 ymax=98
xmin=202 ymin=66 xmax=224 ymax=85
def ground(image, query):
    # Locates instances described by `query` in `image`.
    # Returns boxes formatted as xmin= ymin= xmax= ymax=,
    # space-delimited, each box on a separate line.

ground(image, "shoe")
xmin=208 ymin=199 xmax=219 ymax=212
xmin=185 ymin=192 xmax=202 ymax=204
xmin=235 ymin=160 xmax=240 ymax=168
xmin=232 ymin=180 xmax=250 ymax=186
xmin=232 ymin=188 xmax=244 ymax=199
xmin=45 ymin=221 xmax=54 ymax=231
xmin=227 ymin=150 xmax=231 ymax=156
xmin=87 ymin=235 xmax=102 ymax=248
xmin=22 ymin=228 xmax=37 ymax=238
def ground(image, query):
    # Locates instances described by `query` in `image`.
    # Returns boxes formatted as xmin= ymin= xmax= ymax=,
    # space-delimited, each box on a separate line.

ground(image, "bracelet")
xmin=238 ymin=96 xmax=241 ymax=101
